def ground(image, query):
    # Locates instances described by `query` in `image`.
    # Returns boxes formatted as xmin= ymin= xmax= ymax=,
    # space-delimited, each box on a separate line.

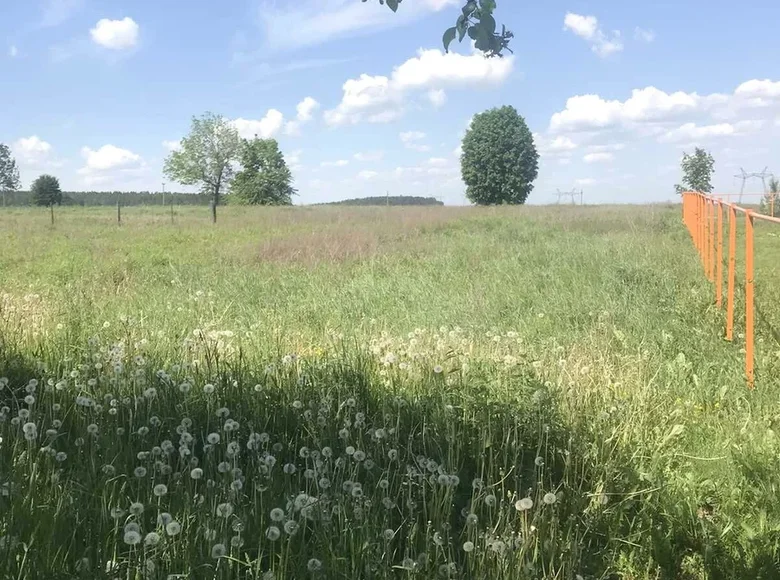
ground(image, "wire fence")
xmin=682 ymin=191 xmax=780 ymax=388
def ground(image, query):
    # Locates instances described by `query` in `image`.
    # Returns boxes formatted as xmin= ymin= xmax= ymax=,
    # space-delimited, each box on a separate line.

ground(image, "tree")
xmin=31 ymin=174 xmax=62 ymax=207
xmin=0 ymin=143 xmax=21 ymax=207
xmin=760 ymin=176 xmax=780 ymax=217
xmin=674 ymin=148 xmax=715 ymax=195
xmin=369 ymin=0 xmax=512 ymax=57
xmin=231 ymin=137 xmax=296 ymax=205
xmin=460 ymin=105 xmax=539 ymax=205
xmin=163 ymin=112 xmax=241 ymax=223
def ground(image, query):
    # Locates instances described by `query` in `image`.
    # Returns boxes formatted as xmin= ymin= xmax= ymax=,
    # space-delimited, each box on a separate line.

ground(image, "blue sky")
xmin=2 ymin=0 xmax=780 ymax=205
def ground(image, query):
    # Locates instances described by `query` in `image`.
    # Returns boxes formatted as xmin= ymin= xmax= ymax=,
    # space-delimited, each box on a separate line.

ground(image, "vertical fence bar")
xmin=716 ymin=201 xmax=723 ymax=307
xmin=709 ymin=199 xmax=716 ymax=282
xmin=727 ymin=205 xmax=736 ymax=341
xmin=705 ymin=198 xmax=712 ymax=277
xmin=745 ymin=211 xmax=755 ymax=389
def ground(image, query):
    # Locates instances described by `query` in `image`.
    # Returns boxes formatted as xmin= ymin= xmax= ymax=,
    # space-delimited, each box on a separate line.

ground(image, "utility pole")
xmin=162 ymin=182 xmax=166 ymax=207
xmin=555 ymin=188 xmax=583 ymax=205
xmin=734 ymin=167 xmax=771 ymax=204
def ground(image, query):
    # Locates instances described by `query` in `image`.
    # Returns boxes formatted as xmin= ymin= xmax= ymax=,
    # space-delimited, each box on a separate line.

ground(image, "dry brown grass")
xmin=249 ymin=207 xmax=470 ymax=265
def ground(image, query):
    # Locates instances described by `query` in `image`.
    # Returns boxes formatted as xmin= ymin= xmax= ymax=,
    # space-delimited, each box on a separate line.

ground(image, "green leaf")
xmin=385 ymin=0 xmax=399 ymax=12
xmin=479 ymin=0 xmax=496 ymax=13
xmin=442 ymin=27 xmax=457 ymax=52
xmin=456 ymin=14 xmax=468 ymax=41
xmin=462 ymin=0 xmax=477 ymax=16
xmin=481 ymin=14 xmax=496 ymax=35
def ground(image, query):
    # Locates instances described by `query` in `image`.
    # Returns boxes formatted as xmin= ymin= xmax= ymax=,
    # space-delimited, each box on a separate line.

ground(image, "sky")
xmin=2 ymin=0 xmax=780 ymax=205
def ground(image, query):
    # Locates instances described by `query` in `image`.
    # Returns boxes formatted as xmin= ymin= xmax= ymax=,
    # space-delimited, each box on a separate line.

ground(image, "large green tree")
xmin=674 ymin=148 xmax=715 ymax=195
xmin=370 ymin=0 xmax=512 ymax=57
xmin=0 ymin=143 xmax=21 ymax=207
xmin=460 ymin=106 xmax=539 ymax=205
xmin=231 ymin=137 xmax=296 ymax=206
xmin=31 ymin=174 xmax=62 ymax=207
xmin=163 ymin=112 xmax=241 ymax=223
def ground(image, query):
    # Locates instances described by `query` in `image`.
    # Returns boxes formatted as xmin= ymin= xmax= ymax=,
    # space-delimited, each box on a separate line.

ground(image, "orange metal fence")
xmin=682 ymin=191 xmax=780 ymax=388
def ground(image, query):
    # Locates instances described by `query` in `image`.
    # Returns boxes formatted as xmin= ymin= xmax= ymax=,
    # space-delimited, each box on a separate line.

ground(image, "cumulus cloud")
xmin=232 ymin=110 xmax=285 ymax=139
xmin=563 ymin=13 xmax=623 ymax=57
xmin=90 ymin=17 xmax=139 ymax=50
xmin=324 ymin=48 xmax=513 ymax=126
xmin=78 ymin=144 xmax=143 ymax=184
xmin=284 ymin=97 xmax=321 ymax=135
xmin=427 ymin=89 xmax=447 ymax=108
xmin=13 ymin=136 xmax=53 ymax=165
xmin=357 ymin=170 xmax=378 ymax=180
xmin=658 ymin=120 xmax=763 ymax=143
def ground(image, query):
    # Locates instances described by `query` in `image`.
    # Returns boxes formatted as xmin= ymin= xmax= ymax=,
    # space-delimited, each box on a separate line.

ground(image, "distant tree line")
xmin=0 ymin=190 xmax=210 ymax=207
xmin=321 ymin=196 xmax=444 ymax=206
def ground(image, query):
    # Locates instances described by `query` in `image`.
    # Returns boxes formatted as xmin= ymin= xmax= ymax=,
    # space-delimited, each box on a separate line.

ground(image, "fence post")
xmin=704 ymin=197 xmax=711 ymax=276
xmin=708 ymin=198 xmax=716 ymax=281
xmin=726 ymin=205 xmax=736 ymax=341
xmin=117 ymin=200 xmax=122 ymax=225
xmin=745 ymin=210 xmax=755 ymax=389
xmin=716 ymin=201 xmax=723 ymax=307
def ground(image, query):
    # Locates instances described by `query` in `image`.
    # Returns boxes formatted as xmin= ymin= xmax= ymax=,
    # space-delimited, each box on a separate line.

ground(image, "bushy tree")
xmin=30 ymin=174 xmax=62 ymax=207
xmin=370 ymin=0 xmax=512 ymax=57
xmin=0 ymin=143 xmax=21 ymax=206
xmin=674 ymin=148 xmax=715 ymax=195
xmin=460 ymin=105 xmax=539 ymax=205
xmin=231 ymin=137 xmax=296 ymax=206
xmin=760 ymin=176 xmax=780 ymax=217
xmin=163 ymin=112 xmax=241 ymax=223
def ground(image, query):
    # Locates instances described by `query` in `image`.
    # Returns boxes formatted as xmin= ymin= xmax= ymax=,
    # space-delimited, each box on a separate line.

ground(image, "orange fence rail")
xmin=682 ymin=191 xmax=780 ymax=388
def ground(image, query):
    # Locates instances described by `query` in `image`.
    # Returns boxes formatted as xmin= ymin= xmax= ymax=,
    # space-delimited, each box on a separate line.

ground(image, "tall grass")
xmin=1 ymin=204 xmax=780 ymax=579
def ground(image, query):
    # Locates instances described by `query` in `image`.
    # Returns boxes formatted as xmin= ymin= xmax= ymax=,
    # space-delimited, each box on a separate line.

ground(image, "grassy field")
xmin=1 ymin=204 xmax=780 ymax=579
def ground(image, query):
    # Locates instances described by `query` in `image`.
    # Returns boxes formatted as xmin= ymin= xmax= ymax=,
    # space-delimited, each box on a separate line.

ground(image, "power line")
xmin=555 ymin=188 xmax=584 ymax=205
xmin=734 ymin=167 xmax=772 ymax=203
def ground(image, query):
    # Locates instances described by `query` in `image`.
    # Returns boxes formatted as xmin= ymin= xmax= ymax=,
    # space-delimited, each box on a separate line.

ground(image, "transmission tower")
xmin=734 ymin=167 xmax=772 ymax=203
xmin=555 ymin=188 xmax=583 ymax=205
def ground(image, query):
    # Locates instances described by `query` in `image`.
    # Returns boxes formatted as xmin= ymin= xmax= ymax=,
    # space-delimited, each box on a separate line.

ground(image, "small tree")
xmin=0 ymin=143 xmax=21 ymax=207
xmin=674 ymin=148 xmax=715 ymax=195
xmin=231 ymin=137 xmax=296 ymax=205
xmin=760 ymin=176 xmax=780 ymax=217
xmin=163 ymin=112 xmax=241 ymax=223
xmin=31 ymin=174 xmax=62 ymax=206
xmin=460 ymin=105 xmax=538 ymax=205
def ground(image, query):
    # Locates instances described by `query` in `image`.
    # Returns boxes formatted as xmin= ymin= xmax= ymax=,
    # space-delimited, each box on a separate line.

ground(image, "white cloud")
xmin=658 ymin=120 xmax=763 ymax=143
xmin=90 ymin=17 xmax=139 ymax=50
xmin=284 ymin=98 xmax=320 ymax=136
xmin=80 ymin=144 xmax=141 ymax=171
xmin=534 ymin=133 xmax=578 ymax=156
xmin=255 ymin=0 xmax=458 ymax=53
xmin=354 ymin=151 xmax=384 ymax=162
xmin=453 ymin=144 xmax=463 ymax=157
xmin=587 ymin=143 xmax=626 ymax=153
xmin=162 ymin=140 xmax=181 ymax=152
xmin=296 ymin=96 xmax=320 ymax=122
xmin=734 ymin=79 xmax=780 ymax=107
xmin=321 ymin=159 xmax=349 ymax=168
xmin=232 ymin=110 xmax=285 ymax=139
xmin=427 ymin=89 xmax=447 ymax=108
xmin=563 ymin=13 xmax=623 ymax=57
xmin=576 ymin=178 xmax=596 ymax=186
xmin=583 ymin=152 xmax=615 ymax=163
xmin=286 ymin=149 xmax=303 ymax=169
xmin=399 ymin=131 xmax=431 ymax=152
xmin=549 ymin=86 xmax=726 ymax=133
xmin=78 ymin=144 xmax=143 ymax=184
xmin=427 ymin=157 xmax=448 ymax=167
xmin=634 ymin=27 xmax=656 ymax=43
xmin=9 ymin=45 xmax=18 ymax=57
xmin=13 ymin=136 xmax=53 ymax=164
xmin=325 ymin=48 xmax=513 ymax=126
xmin=357 ymin=170 xmax=378 ymax=180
